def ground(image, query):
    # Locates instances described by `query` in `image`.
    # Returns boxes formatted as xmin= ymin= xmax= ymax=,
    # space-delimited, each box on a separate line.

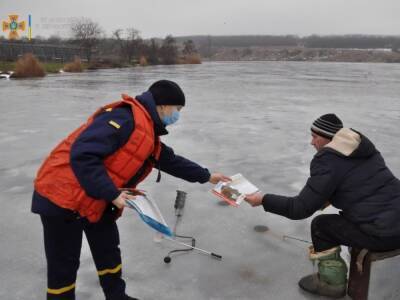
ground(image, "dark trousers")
xmin=41 ymin=211 xmax=126 ymax=300
xmin=311 ymin=214 xmax=400 ymax=252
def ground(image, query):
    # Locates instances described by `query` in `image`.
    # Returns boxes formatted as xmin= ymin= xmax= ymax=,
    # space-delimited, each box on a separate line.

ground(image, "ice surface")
xmin=1 ymin=62 xmax=400 ymax=299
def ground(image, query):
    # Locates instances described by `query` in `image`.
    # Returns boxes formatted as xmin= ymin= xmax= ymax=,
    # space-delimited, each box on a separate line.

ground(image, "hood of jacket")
xmin=318 ymin=128 xmax=377 ymax=159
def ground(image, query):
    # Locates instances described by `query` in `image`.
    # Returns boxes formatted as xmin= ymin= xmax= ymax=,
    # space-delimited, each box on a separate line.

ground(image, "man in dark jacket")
xmin=32 ymin=80 xmax=230 ymax=300
xmin=245 ymin=114 xmax=400 ymax=298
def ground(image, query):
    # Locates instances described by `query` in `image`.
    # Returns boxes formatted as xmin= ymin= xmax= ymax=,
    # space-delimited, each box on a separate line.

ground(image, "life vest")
xmin=34 ymin=94 xmax=161 ymax=222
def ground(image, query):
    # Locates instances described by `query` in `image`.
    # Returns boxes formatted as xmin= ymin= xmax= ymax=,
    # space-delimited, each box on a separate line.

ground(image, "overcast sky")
xmin=1 ymin=0 xmax=399 ymax=39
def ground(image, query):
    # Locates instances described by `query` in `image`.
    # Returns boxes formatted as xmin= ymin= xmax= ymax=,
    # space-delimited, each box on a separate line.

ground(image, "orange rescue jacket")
xmin=34 ymin=94 xmax=161 ymax=222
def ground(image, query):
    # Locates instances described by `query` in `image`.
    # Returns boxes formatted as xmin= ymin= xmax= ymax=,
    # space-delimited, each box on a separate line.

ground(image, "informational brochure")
xmin=212 ymin=173 xmax=259 ymax=207
xmin=126 ymin=194 xmax=173 ymax=237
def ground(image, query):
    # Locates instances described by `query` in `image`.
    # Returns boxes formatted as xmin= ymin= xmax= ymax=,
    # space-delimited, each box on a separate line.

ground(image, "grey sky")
xmin=1 ymin=0 xmax=399 ymax=39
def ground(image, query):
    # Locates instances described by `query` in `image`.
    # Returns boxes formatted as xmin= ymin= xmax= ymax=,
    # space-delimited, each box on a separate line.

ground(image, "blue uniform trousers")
xmin=41 ymin=208 xmax=126 ymax=300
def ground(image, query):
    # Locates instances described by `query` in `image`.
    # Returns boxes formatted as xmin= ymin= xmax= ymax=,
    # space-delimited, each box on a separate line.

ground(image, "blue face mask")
xmin=162 ymin=109 xmax=180 ymax=126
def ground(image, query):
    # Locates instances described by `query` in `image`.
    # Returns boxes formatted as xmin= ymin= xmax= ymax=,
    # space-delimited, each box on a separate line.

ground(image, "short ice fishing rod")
xmin=254 ymin=225 xmax=311 ymax=245
xmin=282 ymin=235 xmax=311 ymax=244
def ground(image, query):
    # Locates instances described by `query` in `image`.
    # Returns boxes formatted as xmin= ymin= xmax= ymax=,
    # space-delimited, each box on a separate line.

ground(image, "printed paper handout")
xmin=126 ymin=194 xmax=173 ymax=237
xmin=212 ymin=173 xmax=259 ymax=207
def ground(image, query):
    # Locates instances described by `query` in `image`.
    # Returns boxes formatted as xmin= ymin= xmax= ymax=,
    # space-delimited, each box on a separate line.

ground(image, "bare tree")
xmin=71 ymin=18 xmax=103 ymax=62
xmin=144 ymin=38 xmax=160 ymax=65
xmin=182 ymin=39 xmax=197 ymax=55
xmin=113 ymin=28 xmax=143 ymax=63
xmin=160 ymin=35 xmax=178 ymax=65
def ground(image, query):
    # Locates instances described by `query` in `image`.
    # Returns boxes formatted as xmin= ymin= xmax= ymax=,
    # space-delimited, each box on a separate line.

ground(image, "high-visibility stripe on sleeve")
xmin=97 ymin=264 xmax=122 ymax=276
xmin=108 ymin=120 xmax=121 ymax=129
xmin=47 ymin=283 xmax=76 ymax=295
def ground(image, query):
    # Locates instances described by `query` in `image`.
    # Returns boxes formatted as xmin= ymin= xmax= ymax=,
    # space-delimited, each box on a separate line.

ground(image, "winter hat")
xmin=311 ymin=114 xmax=343 ymax=139
xmin=149 ymin=80 xmax=185 ymax=106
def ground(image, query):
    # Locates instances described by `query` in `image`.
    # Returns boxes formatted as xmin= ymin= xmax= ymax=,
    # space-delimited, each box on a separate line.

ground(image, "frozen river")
xmin=1 ymin=61 xmax=400 ymax=299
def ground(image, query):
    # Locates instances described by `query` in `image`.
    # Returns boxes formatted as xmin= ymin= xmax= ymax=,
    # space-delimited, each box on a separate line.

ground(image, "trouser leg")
xmin=311 ymin=214 xmax=400 ymax=252
xmin=41 ymin=215 xmax=83 ymax=300
xmin=84 ymin=212 xmax=126 ymax=300
xmin=300 ymin=213 xmax=400 ymax=297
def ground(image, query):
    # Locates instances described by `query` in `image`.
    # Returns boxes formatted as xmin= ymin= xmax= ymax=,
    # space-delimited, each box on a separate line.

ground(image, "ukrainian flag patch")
xmin=108 ymin=120 xmax=121 ymax=129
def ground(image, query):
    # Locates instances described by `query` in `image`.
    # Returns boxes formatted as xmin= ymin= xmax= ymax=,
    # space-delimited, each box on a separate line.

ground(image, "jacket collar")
xmin=135 ymin=91 xmax=168 ymax=136
xmin=324 ymin=128 xmax=361 ymax=156
xmin=317 ymin=128 xmax=376 ymax=158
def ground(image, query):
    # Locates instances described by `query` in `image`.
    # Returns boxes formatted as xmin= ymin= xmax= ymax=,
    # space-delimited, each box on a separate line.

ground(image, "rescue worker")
xmin=245 ymin=114 xmax=400 ymax=298
xmin=32 ymin=80 xmax=230 ymax=300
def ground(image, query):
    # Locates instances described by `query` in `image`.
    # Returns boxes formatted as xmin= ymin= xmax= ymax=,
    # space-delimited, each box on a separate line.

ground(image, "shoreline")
xmin=0 ymin=59 xmax=203 ymax=77
xmin=2 ymin=55 xmax=399 ymax=78
xmin=206 ymin=47 xmax=400 ymax=64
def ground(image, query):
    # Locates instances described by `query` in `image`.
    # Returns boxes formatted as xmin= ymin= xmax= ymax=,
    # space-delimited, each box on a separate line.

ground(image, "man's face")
xmin=310 ymin=132 xmax=331 ymax=151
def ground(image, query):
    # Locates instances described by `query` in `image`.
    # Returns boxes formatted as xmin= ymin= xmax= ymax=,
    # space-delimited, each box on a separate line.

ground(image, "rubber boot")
xmin=298 ymin=246 xmax=347 ymax=298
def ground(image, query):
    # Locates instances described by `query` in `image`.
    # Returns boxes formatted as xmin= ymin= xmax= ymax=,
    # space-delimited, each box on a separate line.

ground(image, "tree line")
xmin=2 ymin=17 xmax=399 ymax=63
xmin=0 ymin=18 xmax=200 ymax=65
xmin=69 ymin=18 xmax=200 ymax=64
xmin=176 ymin=34 xmax=400 ymax=56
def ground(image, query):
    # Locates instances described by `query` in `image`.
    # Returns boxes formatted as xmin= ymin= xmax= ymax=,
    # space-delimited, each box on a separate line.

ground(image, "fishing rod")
xmin=254 ymin=225 xmax=311 ymax=245
xmin=282 ymin=235 xmax=311 ymax=244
